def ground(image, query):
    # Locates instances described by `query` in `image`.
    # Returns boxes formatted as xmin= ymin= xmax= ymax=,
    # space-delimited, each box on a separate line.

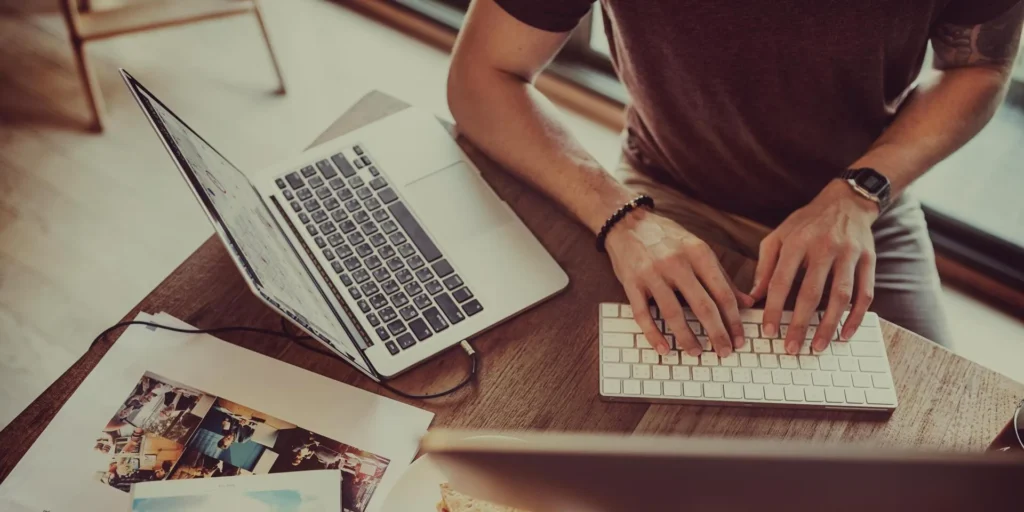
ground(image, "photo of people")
xmin=170 ymin=448 xmax=250 ymax=479
xmin=94 ymin=372 xmax=392 ymax=511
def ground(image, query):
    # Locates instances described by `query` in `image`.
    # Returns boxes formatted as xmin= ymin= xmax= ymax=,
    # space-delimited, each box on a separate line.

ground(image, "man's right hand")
xmin=605 ymin=209 xmax=753 ymax=358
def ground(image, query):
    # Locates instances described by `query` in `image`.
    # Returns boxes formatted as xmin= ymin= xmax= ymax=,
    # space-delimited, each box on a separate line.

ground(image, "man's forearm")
xmin=849 ymin=67 xmax=1011 ymax=195
xmin=447 ymin=68 xmax=635 ymax=234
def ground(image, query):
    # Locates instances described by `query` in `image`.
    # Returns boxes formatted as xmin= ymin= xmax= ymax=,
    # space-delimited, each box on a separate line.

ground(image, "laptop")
xmin=121 ymin=70 xmax=568 ymax=380
xmin=422 ymin=430 xmax=1024 ymax=512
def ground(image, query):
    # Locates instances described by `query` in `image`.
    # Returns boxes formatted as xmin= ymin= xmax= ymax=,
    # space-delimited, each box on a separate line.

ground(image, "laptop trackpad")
xmin=402 ymin=162 xmax=513 ymax=244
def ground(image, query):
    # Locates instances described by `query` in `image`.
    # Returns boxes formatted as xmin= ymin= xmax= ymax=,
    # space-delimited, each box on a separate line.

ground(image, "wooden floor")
xmin=0 ymin=0 xmax=1020 ymax=430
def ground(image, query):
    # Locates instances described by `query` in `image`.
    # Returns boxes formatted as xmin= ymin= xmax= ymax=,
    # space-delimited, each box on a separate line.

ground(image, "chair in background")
xmin=59 ymin=0 xmax=286 ymax=132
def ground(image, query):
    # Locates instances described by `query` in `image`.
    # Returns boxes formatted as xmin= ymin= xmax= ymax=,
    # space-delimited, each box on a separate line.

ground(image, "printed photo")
xmin=100 ymin=372 xmax=214 ymax=447
xmin=185 ymin=398 xmax=291 ymax=473
xmin=94 ymin=430 xmax=184 ymax=492
xmin=132 ymin=489 xmax=334 ymax=512
xmin=170 ymin=448 xmax=250 ymax=479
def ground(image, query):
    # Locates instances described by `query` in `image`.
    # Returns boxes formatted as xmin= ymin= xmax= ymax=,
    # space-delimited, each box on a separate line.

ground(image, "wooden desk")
xmin=2 ymin=93 xmax=1022 ymax=480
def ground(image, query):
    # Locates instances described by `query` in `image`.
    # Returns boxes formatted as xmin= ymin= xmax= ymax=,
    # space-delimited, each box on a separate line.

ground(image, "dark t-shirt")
xmin=495 ymin=0 xmax=1019 ymax=225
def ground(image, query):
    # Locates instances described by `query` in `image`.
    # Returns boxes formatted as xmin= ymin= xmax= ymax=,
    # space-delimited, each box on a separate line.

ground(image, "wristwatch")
xmin=839 ymin=168 xmax=891 ymax=212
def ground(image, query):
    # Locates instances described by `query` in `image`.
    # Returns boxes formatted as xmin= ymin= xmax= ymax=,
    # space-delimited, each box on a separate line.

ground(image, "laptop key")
xmin=425 ymin=280 xmax=443 ymax=295
xmin=397 ymin=243 xmax=415 ymax=258
xmin=409 ymin=318 xmax=432 ymax=341
xmin=385 ymin=341 xmax=399 ymax=354
xmin=291 ymin=201 xmax=302 ymax=212
xmin=432 ymin=259 xmax=454 ymax=278
xmin=387 ymin=320 xmax=407 ymax=335
xmin=358 ymin=300 xmax=371 ymax=313
xmin=283 ymin=189 xmax=294 ymax=200
xmin=443 ymin=274 xmax=463 ymax=290
xmin=392 ymin=292 xmax=410 ymax=308
xmin=370 ymin=233 xmax=388 ymax=247
xmin=405 ymin=282 xmax=423 ymax=297
xmin=367 ymin=313 xmax=380 ymax=327
xmin=415 ymin=268 xmax=433 ymax=282
xmin=339 ymin=220 xmax=356 ymax=233
xmin=388 ymin=201 xmax=442 ymax=262
xmin=373 ymin=268 xmax=390 ymax=282
xmin=361 ymin=156 xmax=371 ymax=167
xmin=379 ymin=246 xmax=396 ymax=260
xmin=380 ymin=220 xmax=398 ymax=234
xmin=356 ymin=243 xmax=373 ymax=258
xmin=365 ymin=198 xmax=382 ymax=211
xmin=311 ymin=210 xmax=328 ymax=223
xmin=452 ymin=287 xmax=473 ymax=303
xmin=372 ymin=209 xmax=389 ymax=222
xmin=285 ymin=172 xmax=304 ymax=189
xmin=314 ymin=236 xmax=326 ymax=249
xmin=329 ymin=178 xmax=345 ymax=190
xmin=395 ymin=269 xmax=413 ymax=284
xmin=355 ymin=158 xmax=366 ymax=169
xmin=382 ymin=279 xmax=400 ymax=295
xmin=306 ymin=224 xmax=318 ymax=236
xmin=331 ymin=209 xmax=348 ymax=222
xmin=435 ymin=293 xmax=466 ymax=324
xmin=323 ymin=197 xmax=340 ymax=211
xmin=309 ymin=176 xmax=325 ymax=189
xmin=303 ymin=199 xmax=321 ymax=211
xmin=353 ymin=210 xmax=370 ymax=224
xmin=350 ymin=176 xmax=365 ymax=189
xmin=331 ymin=154 xmax=356 ymax=178
xmin=369 ymin=166 xmax=379 ymax=176
xmin=322 ymin=248 xmax=335 ymax=261
xmin=299 ymin=213 xmax=311 ymax=224
xmin=396 ymin=332 xmax=416 ymax=349
xmin=400 ymin=306 xmax=418 ymax=321
xmin=345 ymin=199 xmax=361 ymax=212
xmin=365 ymin=255 xmax=382 ymax=270
xmin=360 ymin=282 xmax=379 ymax=297
xmin=380 ymin=307 xmax=398 ymax=322
xmin=339 ymin=273 xmax=353 ymax=286
xmin=338 ymin=188 xmax=354 ymax=201
xmin=297 ymin=188 xmax=313 ymax=201
xmin=336 ymin=244 xmax=353 ymax=259
xmin=354 ymin=145 xmax=364 ymax=155
xmin=408 ymin=255 xmax=425 ymax=270
xmin=423 ymin=307 xmax=448 ymax=332
xmin=352 ymin=268 xmax=370 ymax=283
xmin=387 ymin=257 xmax=404 ymax=272
xmin=347 ymin=233 xmax=365 ymax=246
xmin=348 ymin=286 xmax=362 ymax=300
xmin=317 ymin=159 xmax=337 ymax=179
xmin=357 ymin=187 xmax=373 ymax=200
xmin=331 ymin=261 xmax=343 ymax=274
xmin=463 ymin=299 xmax=484 ymax=317
xmin=390 ymin=232 xmax=408 ymax=246
xmin=300 ymin=165 xmax=317 ymax=178
xmin=369 ymin=177 xmax=387 ymax=190
xmin=379 ymin=187 xmax=399 ymax=204
xmin=343 ymin=257 xmax=361 ymax=271
xmin=413 ymin=293 xmax=432 ymax=310
xmin=369 ymin=294 xmax=388 ymax=310
xmin=361 ymin=222 xmax=378 ymax=235
xmin=320 ymin=221 xmax=337 ymax=235
xmin=316 ymin=187 xmax=331 ymax=199
xmin=276 ymin=178 xmax=287 ymax=189
xmin=327 ymin=233 xmax=344 ymax=246
xmin=375 ymin=327 xmax=391 ymax=341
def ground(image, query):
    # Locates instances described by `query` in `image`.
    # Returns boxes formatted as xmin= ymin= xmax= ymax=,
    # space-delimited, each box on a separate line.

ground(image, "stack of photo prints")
xmin=93 ymin=372 xmax=390 ymax=512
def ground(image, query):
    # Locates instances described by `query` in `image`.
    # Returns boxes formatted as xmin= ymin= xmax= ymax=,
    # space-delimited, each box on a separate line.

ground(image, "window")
xmin=389 ymin=0 xmax=1024 ymax=289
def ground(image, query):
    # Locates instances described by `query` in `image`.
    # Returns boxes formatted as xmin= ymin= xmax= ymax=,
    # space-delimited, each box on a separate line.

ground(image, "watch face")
xmin=854 ymin=169 xmax=888 ymax=194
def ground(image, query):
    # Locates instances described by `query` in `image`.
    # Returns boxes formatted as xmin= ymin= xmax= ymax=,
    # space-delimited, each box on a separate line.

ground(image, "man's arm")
xmin=755 ymin=2 xmax=1023 ymax=351
xmin=449 ymin=0 xmax=752 ymax=358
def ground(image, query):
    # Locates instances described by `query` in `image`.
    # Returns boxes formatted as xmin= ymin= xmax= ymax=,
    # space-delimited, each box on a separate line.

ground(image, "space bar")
xmin=388 ymin=201 xmax=442 ymax=262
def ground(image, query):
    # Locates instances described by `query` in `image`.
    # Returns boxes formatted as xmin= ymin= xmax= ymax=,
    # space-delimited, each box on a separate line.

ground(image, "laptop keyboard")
xmin=275 ymin=145 xmax=484 ymax=356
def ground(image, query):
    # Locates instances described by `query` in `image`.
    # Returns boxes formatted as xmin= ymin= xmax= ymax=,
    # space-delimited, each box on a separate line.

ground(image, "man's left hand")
xmin=749 ymin=180 xmax=879 ymax=354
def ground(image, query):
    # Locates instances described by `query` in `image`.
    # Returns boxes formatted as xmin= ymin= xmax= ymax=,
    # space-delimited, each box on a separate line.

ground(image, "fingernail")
xmin=763 ymin=323 xmax=777 ymax=338
xmin=657 ymin=344 xmax=670 ymax=356
xmin=813 ymin=339 xmax=828 ymax=352
xmin=839 ymin=328 xmax=850 ymax=341
xmin=733 ymin=336 xmax=746 ymax=349
xmin=718 ymin=346 xmax=732 ymax=358
xmin=687 ymin=348 xmax=702 ymax=357
xmin=786 ymin=341 xmax=798 ymax=355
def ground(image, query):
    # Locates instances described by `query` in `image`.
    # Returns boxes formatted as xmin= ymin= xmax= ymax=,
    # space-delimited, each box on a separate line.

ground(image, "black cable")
xmin=89 ymin=320 xmax=477 ymax=399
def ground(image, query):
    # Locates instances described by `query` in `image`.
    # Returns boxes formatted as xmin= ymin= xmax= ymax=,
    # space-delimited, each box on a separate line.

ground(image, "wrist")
xmin=822 ymin=180 xmax=881 ymax=221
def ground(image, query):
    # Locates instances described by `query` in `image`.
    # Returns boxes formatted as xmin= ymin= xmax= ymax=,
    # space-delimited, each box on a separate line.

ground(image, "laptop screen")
xmin=125 ymin=74 xmax=372 ymax=376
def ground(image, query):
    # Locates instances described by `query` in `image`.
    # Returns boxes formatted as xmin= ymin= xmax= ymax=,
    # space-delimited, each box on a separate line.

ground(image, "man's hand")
xmin=606 ymin=209 xmax=754 ymax=358
xmin=750 ymin=181 xmax=879 ymax=354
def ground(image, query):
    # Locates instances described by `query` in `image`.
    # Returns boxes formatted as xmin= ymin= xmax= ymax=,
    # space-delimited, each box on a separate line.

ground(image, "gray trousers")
xmin=615 ymin=162 xmax=952 ymax=346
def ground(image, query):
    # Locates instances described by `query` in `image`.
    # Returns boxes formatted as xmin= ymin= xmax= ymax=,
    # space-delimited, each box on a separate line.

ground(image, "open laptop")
xmin=121 ymin=70 xmax=568 ymax=380
xmin=422 ymin=430 xmax=1024 ymax=512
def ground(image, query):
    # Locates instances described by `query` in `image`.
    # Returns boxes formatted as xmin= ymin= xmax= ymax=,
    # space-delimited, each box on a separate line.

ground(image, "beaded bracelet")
xmin=595 ymin=195 xmax=655 ymax=252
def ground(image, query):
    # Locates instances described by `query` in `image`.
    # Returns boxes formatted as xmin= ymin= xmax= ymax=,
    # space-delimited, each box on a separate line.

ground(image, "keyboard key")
xmin=290 ymin=201 xmax=301 ymax=212
xmin=276 ymin=177 xmax=287 ymax=189
xmin=415 ymin=268 xmax=434 ymax=283
xmin=712 ymin=367 xmax=731 ymax=382
xmin=731 ymin=368 xmax=751 ymax=383
xmin=349 ymin=176 xmax=365 ymax=189
xmin=397 ymin=243 xmax=415 ymax=258
xmin=379 ymin=187 xmax=399 ymax=204
xmin=425 ymin=280 xmax=443 ymax=295
xmin=621 ymin=348 xmax=640 ymax=363
xmin=759 ymin=354 xmax=779 ymax=369
xmin=818 ymin=355 xmax=838 ymax=371
xmin=725 ymin=383 xmax=745 ymax=399
xmin=310 ymin=176 xmax=325 ymax=190
xmin=691 ymin=367 xmax=711 ymax=381
xmin=286 ymin=172 xmax=304 ymax=189
xmin=407 ymin=255 xmax=425 ymax=270
xmin=357 ymin=300 xmax=371 ymax=313
xmin=331 ymin=154 xmax=356 ymax=178
xmin=423 ymin=307 xmax=448 ymax=332
xmin=603 ymin=379 xmax=621 ymax=395
xmin=349 ymin=287 xmax=363 ymax=301
xmin=370 ymin=233 xmax=388 ymax=247
xmin=662 ymin=351 xmax=680 ymax=365
xmin=283 ymin=189 xmax=294 ymax=200
xmin=380 ymin=307 xmax=397 ymax=323
xmin=390 ymin=231 xmax=408 ymax=246
xmin=306 ymin=224 xmax=319 ymax=236
xmin=385 ymin=341 xmax=399 ymax=355
xmin=633 ymin=364 xmax=652 ymax=380
xmin=388 ymin=201 xmax=442 ymax=262
xmin=360 ymin=281 xmax=380 ymax=297
xmin=652 ymin=365 xmax=671 ymax=380
xmin=297 ymin=188 xmax=313 ymax=202
xmin=322 ymin=248 xmax=335 ymax=261
xmin=858 ymin=358 xmax=888 ymax=373
xmin=764 ymin=385 xmax=784 ymax=401
xmin=303 ymin=199 xmax=321 ymax=212
xmin=851 ymin=342 xmax=882 ymax=357
xmin=387 ymin=320 xmax=407 ymax=335
xmin=369 ymin=294 xmax=388 ymax=310
xmin=752 ymin=369 xmax=772 ymax=384
xmin=300 ymin=165 xmax=317 ymax=178
xmin=744 ymin=384 xmax=764 ymax=400
xmin=343 ymin=257 xmax=361 ymax=271
xmin=604 ymin=363 xmax=631 ymax=379
xmin=701 ymin=353 xmax=719 ymax=366
xmin=672 ymin=366 xmax=690 ymax=380
xmin=663 ymin=381 xmax=682 ymax=396
xmin=753 ymin=339 xmax=771 ymax=353
xmin=832 ymin=372 xmax=852 ymax=387
xmin=338 ymin=188 xmax=354 ymax=201
xmin=391 ymin=292 xmax=409 ymax=308
xmin=825 ymin=388 xmax=846 ymax=403
xmin=742 ymin=324 xmax=760 ymax=338
xmin=380 ymin=219 xmax=398 ymax=234
xmin=799 ymin=356 xmax=819 ymax=370
xmin=345 ymin=199 xmax=361 ymax=212
xmin=396 ymin=333 xmax=416 ymax=349
xmin=703 ymin=382 xmax=724 ymax=398
xmin=367 ymin=313 xmax=380 ymax=327
xmin=413 ymin=293 xmax=432 ymax=310
xmin=331 ymin=261 xmax=343 ymax=273
xmin=845 ymin=388 xmax=866 ymax=404
xmin=353 ymin=145 xmax=364 ymax=155
xmin=779 ymin=354 xmax=799 ymax=369
xmin=772 ymin=369 xmax=792 ymax=385
xmin=641 ymin=350 xmax=659 ymax=364
xmin=740 ymin=353 xmax=759 ymax=368
xmin=772 ymin=339 xmax=787 ymax=354
xmin=872 ymin=374 xmax=894 ymax=389
xmin=602 ymin=348 xmax=620 ymax=363
xmin=602 ymin=318 xmax=643 ymax=334
xmin=405 ymin=281 xmax=423 ymax=297
xmin=804 ymin=387 xmax=825 ymax=402
xmin=831 ymin=342 xmax=851 ymax=356
xmin=395 ymin=269 xmax=414 ymax=284
xmin=435 ymin=293 xmax=465 ymax=324
xmin=409 ymin=318 xmax=432 ymax=340
xmin=812 ymin=371 xmax=831 ymax=387
xmin=387 ymin=257 xmax=405 ymax=271
xmin=352 ymin=210 xmax=369 ymax=224
xmin=339 ymin=273 xmax=353 ymax=286
xmin=353 ymin=268 xmax=370 ymax=283
xmin=381 ymin=279 xmax=400 ymax=295
xmin=372 ymin=268 xmax=390 ymax=283
xmin=357 ymin=187 xmax=373 ymax=200
xmin=369 ymin=176 xmax=387 ymax=190
xmin=354 ymin=157 xmax=365 ymax=169
xmin=853 ymin=374 xmax=872 ymax=388
xmin=329 ymin=177 xmax=345 ymax=190
xmin=360 ymin=156 xmax=371 ymax=166
xmin=792 ymin=370 xmax=812 ymax=386
xmin=431 ymin=259 xmax=455 ymax=278
xmin=624 ymin=380 xmax=642 ymax=396
xmin=314 ymin=236 xmax=326 ymax=249
xmin=720 ymin=353 xmax=739 ymax=367
xmin=785 ymin=386 xmax=804 ymax=401
xmin=839 ymin=357 xmax=859 ymax=372
xmin=348 ymin=233 xmax=365 ymax=246
xmin=375 ymin=326 xmax=390 ymax=341
xmin=683 ymin=382 xmax=703 ymax=397
xmin=458 ymin=299 xmax=481 ymax=318
xmin=365 ymin=197 xmax=381 ymax=211
xmin=373 ymin=209 xmax=389 ymax=222
xmin=378 ymin=245 xmax=396 ymax=261
xmin=365 ymin=255 xmax=382 ymax=270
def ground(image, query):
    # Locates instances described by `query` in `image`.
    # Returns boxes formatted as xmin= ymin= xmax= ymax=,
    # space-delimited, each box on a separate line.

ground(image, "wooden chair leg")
xmin=252 ymin=1 xmax=286 ymax=94
xmin=72 ymin=40 xmax=107 ymax=132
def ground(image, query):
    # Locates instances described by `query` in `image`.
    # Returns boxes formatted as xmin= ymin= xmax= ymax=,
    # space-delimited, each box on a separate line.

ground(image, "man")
xmin=448 ymin=0 xmax=1023 ymax=356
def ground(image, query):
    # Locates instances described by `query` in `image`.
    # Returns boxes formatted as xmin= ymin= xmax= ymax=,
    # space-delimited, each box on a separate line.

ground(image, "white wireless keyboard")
xmin=598 ymin=303 xmax=898 ymax=411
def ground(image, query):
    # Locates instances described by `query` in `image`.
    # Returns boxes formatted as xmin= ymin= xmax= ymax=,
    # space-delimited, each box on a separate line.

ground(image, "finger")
xmin=750 ymin=235 xmax=781 ymax=301
xmin=673 ymin=272 xmax=732 ymax=357
xmin=762 ymin=244 xmax=804 ymax=339
xmin=648 ymin=281 xmax=701 ymax=356
xmin=785 ymin=256 xmax=831 ymax=354
xmin=815 ymin=254 xmax=856 ymax=351
xmin=694 ymin=258 xmax=746 ymax=351
xmin=841 ymin=250 xmax=876 ymax=341
xmin=624 ymin=285 xmax=671 ymax=355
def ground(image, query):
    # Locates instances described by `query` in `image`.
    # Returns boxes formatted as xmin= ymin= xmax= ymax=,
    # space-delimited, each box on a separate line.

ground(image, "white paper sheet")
xmin=0 ymin=312 xmax=433 ymax=512
xmin=129 ymin=469 xmax=341 ymax=512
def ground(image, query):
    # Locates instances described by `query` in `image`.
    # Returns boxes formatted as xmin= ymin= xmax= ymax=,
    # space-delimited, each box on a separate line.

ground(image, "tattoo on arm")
xmin=932 ymin=2 xmax=1024 ymax=69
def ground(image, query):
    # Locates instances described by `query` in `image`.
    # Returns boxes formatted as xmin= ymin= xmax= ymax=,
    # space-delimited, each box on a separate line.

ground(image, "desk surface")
xmin=2 ymin=92 xmax=1022 ymax=481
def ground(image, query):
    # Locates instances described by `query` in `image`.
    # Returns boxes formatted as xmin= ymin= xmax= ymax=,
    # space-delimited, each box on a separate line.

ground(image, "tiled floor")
xmin=0 ymin=0 xmax=1020 ymax=430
